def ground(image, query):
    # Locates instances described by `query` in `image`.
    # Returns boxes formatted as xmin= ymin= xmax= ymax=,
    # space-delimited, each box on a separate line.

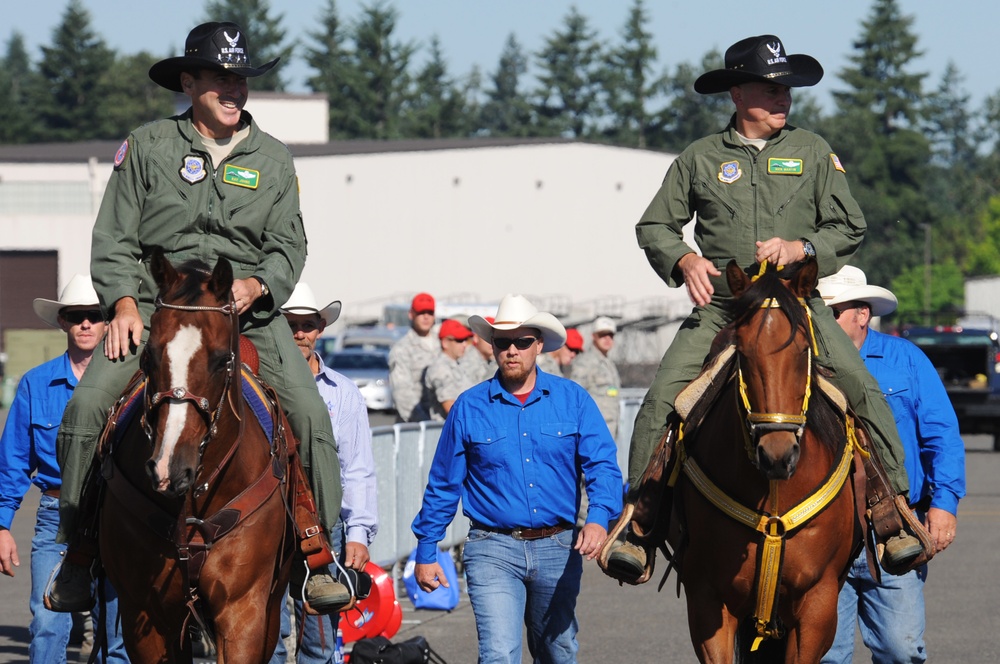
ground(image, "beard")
xmin=499 ymin=357 xmax=534 ymax=386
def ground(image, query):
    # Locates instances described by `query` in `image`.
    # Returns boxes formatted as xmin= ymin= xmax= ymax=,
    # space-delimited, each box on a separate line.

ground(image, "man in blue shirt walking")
xmin=817 ymin=266 xmax=966 ymax=664
xmin=411 ymin=294 xmax=623 ymax=664
xmin=0 ymin=275 xmax=127 ymax=663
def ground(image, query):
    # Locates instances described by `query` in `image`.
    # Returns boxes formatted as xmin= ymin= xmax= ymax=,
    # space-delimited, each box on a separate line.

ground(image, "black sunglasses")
xmin=492 ymin=336 xmax=538 ymax=351
xmin=831 ymin=304 xmax=859 ymax=320
xmin=61 ymin=309 xmax=103 ymax=325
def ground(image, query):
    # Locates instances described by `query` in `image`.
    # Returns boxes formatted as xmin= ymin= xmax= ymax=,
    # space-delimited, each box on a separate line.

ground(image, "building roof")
xmin=0 ymin=136 xmax=578 ymax=164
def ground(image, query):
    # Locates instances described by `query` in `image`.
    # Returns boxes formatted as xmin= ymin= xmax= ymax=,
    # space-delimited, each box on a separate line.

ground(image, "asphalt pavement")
xmin=1 ymin=404 xmax=997 ymax=662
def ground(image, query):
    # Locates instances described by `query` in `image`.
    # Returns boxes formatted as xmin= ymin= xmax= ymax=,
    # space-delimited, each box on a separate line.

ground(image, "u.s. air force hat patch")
xmin=180 ymin=155 xmax=207 ymax=184
xmin=718 ymin=160 xmax=742 ymax=184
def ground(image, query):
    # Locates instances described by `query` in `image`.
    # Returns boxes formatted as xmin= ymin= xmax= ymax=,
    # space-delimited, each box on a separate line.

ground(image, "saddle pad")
xmin=675 ymin=344 xmax=736 ymax=421
xmin=815 ymin=374 xmax=847 ymax=415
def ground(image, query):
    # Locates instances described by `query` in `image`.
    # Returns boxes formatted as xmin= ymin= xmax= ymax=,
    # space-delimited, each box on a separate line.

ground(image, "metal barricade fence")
xmin=368 ymin=392 xmax=645 ymax=568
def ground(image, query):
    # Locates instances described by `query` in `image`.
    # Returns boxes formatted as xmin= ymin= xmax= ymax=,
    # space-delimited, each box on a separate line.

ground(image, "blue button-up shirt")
xmin=411 ymin=368 xmax=623 ymax=564
xmin=860 ymin=329 xmax=966 ymax=515
xmin=0 ymin=353 xmax=76 ymax=530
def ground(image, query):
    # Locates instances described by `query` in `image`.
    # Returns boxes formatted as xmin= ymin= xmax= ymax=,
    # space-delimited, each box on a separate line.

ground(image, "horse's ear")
xmin=150 ymin=247 xmax=177 ymax=290
xmin=208 ymin=257 xmax=235 ymax=302
xmin=790 ymin=258 xmax=819 ymax=299
xmin=726 ymin=260 xmax=750 ymax=298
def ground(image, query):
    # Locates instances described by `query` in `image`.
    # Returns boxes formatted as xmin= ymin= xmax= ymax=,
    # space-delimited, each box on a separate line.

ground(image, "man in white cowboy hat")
xmin=817 ymin=266 xmax=966 ymax=664
xmin=614 ymin=34 xmax=925 ymax=581
xmin=270 ymin=282 xmax=378 ymax=664
xmin=0 ymin=275 xmax=128 ymax=662
xmin=411 ymin=294 xmax=622 ymax=663
xmin=48 ymin=21 xmax=347 ymax=614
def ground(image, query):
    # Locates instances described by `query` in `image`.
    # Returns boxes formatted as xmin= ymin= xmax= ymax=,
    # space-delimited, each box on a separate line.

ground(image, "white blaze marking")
xmin=153 ymin=325 xmax=203 ymax=486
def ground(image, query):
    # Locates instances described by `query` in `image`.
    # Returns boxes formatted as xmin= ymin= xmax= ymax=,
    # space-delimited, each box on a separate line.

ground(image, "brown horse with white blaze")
xmin=98 ymin=252 xmax=296 ymax=662
xmin=676 ymin=260 xmax=857 ymax=663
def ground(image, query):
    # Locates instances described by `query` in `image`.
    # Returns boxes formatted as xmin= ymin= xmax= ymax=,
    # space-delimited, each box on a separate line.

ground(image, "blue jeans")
xmin=463 ymin=527 xmax=581 ymax=664
xmin=270 ymin=523 xmax=344 ymax=664
xmin=30 ymin=493 xmax=128 ymax=663
xmin=822 ymin=547 xmax=927 ymax=664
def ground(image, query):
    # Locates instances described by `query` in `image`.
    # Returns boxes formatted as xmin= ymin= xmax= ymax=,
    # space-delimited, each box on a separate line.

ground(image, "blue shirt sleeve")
xmin=0 ymin=376 xmax=37 ymax=529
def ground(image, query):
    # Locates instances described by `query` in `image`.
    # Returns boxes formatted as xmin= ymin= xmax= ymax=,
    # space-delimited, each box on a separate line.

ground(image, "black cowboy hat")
xmin=149 ymin=22 xmax=279 ymax=92
xmin=694 ymin=35 xmax=823 ymax=95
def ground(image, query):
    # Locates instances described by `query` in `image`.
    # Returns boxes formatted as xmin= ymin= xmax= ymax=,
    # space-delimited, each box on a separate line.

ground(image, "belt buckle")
xmin=511 ymin=527 xmax=526 ymax=541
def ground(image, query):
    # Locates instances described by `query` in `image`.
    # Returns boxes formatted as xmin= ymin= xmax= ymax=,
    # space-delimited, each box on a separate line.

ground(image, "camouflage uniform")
xmin=459 ymin=350 xmax=495 ymax=385
xmin=423 ymin=353 xmax=474 ymax=421
xmin=388 ymin=329 xmax=436 ymax=422
xmin=536 ymin=353 xmax=563 ymax=377
xmin=572 ymin=351 xmax=622 ymax=438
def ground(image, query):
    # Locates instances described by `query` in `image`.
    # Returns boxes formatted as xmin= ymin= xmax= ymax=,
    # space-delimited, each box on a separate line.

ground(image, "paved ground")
xmin=1 ymin=402 xmax=998 ymax=662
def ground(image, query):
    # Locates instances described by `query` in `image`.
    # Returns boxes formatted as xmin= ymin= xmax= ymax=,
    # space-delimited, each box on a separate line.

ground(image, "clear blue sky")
xmin=6 ymin=0 xmax=999 ymax=114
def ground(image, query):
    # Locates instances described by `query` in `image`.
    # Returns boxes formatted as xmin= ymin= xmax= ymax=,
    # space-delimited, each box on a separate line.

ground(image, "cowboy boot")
xmin=290 ymin=457 xmax=351 ymax=614
xmin=856 ymin=427 xmax=933 ymax=574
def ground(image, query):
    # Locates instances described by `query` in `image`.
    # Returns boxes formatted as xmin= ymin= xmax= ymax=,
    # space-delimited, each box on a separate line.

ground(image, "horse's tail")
xmin=734 ymin=618 xmax=787 ymax=664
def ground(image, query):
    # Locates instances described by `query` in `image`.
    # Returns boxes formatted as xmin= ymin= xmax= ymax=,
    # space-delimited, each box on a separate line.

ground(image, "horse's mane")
xmin=168 ymin=259 xmax=215 ymax=305
xmin=727 ymin=264 xmax=809 ymax=351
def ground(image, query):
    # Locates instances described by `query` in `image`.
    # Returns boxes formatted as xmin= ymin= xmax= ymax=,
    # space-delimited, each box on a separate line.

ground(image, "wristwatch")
xmin=800 ymin=239 xmax=816 ymax=260
xmin=252 ymin=276 xmax=270 ymax=298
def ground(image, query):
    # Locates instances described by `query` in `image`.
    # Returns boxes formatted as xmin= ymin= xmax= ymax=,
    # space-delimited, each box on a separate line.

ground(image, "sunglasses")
xmin=831 ymin=304 xmax=859 ymax=320
xmin=61 ymin=309 xmax=103 ymax=325
xmin=492 ymin=336 xmax=538 ymax=351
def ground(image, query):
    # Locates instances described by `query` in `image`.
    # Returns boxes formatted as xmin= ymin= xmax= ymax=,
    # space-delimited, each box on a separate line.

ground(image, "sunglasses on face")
xmin=492 ymin=336 xmax=538 ymax=351
xmin=61 ymin=310 xmax=103 ymax=325
xmin=832 ymin=305 xmax=858 ymax=320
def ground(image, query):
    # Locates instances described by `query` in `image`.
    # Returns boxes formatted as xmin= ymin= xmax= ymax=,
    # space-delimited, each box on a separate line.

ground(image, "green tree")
xmin=0 ymin=32 xmax=38 ymax=143
xmin=303 ymin=0 xmax=360 ymax=138
xmin=346 ymin=2 xmax=415 ymax=139
xmin=478 ymin=34 xmax=534 ymax=137
xmin=890 ymin=259 xmax=965 ymax=325
xmin=653 ymin=51 xmax=731 ymax=152
xmin=203 ymin=0 xmax=293 ymax=92
xmin=101 ymin=52 xmax=175 ymax=137
xmin=598 ymin=0 xmax=664 ymax=148
xmin=964 ymin=195 xmax=1000 ymax=276
xmin=533 ymin=7 xmax=602 ymax=138
xmin=34 ymin=0 xmax=115 ymax=141
xmin=403 ymin=36 xmax=472 ymax=138
xmin=827 ymin=0 xmax=934 ymax=288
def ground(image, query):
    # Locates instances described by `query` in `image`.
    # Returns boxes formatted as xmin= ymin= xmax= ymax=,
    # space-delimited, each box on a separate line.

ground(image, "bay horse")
xmin=675 ymin=260 xmax=857 ymax=663
xmin=97 ymin=252 xmax=296 ymax=662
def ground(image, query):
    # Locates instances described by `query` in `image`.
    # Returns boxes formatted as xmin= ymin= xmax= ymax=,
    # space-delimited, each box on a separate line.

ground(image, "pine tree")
xmin=203 ymin=0 xmax=293 ymax=92
xmin=533 ymin=7 xmax=602 ymax=138
xmin=403 ymin=36 xmax=471 ymax=138
xmin=827 ymin=0 xmax=934 ymax=291
xmin=303 ymin=0 xmax=361 ymax=139
xmin=0 ymin=32 xmax=38 ymax=143
xmin=653 ymin=51 xmax=731 ymax=152
xmin=599 ymin=0 xmax=664 ymax=148
xmin=34 ymin=0 xmax=115 ymax=142
xmin=101 ymin=52 xmax=176 ymax=138
xmin=478 ymin=34 xmax=533 ymax=137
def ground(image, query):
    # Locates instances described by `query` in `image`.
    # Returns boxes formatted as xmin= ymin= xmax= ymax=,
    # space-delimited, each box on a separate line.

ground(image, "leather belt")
xmin=43 ymin=488 xmax=60 ymax=498
xmin=475 ymin=523 xmax=569 ymax=541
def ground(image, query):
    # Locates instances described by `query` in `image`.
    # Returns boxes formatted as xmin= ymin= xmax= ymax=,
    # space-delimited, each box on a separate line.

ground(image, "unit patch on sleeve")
xmin=767 ymin=158 xmax=803 ymax=175
xmin=113 ymin=140 xmax=129 ymax=169
xmin=718 ymin=160 xmax=742 ymax=184
xmin=830 ymin=153 xmax=846 ymax=173
xmin=180 ymin=155 xmax=207 ymax=184
xmin=223 ymin=164 xmax=260 ymax=189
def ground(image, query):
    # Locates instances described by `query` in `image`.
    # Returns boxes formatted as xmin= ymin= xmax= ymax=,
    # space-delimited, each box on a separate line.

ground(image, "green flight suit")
xmin=628 ymin=119 xmax=908 ymax=495
xmin=57 ymin=109 xmax=342 ymax=540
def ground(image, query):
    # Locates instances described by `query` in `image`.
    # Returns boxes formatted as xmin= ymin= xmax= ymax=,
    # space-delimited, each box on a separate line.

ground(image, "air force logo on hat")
xmin=180 ymin=155 xmax=207 ymax=184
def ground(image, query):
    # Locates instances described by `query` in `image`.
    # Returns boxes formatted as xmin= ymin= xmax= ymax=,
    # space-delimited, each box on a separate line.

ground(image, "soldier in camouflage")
xmin=388 ymin=293 xmax=437 ymax=422
xmin=571 ymin=318 xmax=621 ymax=438
xmin=423 ymin=320 xmax=475 ymax=421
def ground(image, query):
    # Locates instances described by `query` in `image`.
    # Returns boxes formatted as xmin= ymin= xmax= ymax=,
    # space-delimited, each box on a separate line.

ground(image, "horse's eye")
xmin=209 ymin=351 xmax=231 ymax=372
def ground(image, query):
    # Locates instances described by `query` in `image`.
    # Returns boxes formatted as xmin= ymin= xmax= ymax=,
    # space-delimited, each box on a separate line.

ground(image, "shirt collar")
xmin=487 ymin=365 xmax=553 ymax=406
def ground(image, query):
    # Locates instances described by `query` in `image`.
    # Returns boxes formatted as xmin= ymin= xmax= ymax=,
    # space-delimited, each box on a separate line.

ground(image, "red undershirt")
xmin=513 ymin=389 xmax=532 ymax=404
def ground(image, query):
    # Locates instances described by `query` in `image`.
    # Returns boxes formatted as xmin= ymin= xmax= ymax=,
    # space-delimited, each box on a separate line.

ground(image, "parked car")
xmin=323 ymin=348 xmax=394 ymax=412
xmin=334 ymin=325 xmax=407 ymax=353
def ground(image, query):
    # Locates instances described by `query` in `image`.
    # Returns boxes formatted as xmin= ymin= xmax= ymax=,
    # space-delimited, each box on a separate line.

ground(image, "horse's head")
xmin=726 ymin=260 xmax=818 ymax=480
xmin=143 ymin=249 xmax=236 ymax=497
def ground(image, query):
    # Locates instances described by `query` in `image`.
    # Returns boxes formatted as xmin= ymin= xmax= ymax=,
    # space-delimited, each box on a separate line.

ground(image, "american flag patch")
xmin=830 ymin=153 xmax=845 ymax=173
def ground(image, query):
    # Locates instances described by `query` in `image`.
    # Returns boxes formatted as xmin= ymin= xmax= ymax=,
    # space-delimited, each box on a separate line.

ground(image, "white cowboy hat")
xmin=32 ymin=274 xmax=100 ymax=328
xmin=279 ymin=282 xmax=342 ymax=325
xmin=816 ymin=265 xmax=898 ymax=317
xmin=468 ymin=294 xmax=566 ymax=353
